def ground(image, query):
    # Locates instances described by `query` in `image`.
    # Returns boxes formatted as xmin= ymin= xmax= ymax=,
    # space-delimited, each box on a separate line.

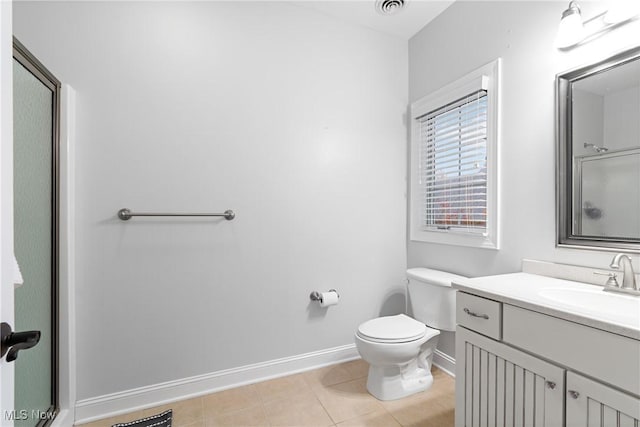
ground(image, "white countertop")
xmin=452 ymin=272 xmax=640 ymax=340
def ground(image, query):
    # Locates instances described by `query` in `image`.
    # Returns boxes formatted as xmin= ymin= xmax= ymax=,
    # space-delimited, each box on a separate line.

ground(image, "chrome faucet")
xmin=608 ymin=253 xmax=638 ymax=295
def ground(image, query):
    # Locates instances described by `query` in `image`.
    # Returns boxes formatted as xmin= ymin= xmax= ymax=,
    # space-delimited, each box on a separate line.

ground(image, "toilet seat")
xmin=357 ymin=314 xmax=436 ymax=343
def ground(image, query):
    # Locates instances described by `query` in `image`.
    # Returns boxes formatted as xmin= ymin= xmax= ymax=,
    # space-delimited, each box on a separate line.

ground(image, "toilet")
xmin=355 ymin=268 xmax=466 ymax=401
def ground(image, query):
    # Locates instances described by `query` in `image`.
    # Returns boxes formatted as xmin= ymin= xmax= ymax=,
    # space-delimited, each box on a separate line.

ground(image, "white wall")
xmin=14 ymin=1 xmax=408 ymax=401
xmin=408 ymin=1 xmax=640 ymax=357
xmin=572 ymin=89 xmax=604 ymax=156
xmin=604 ymin=85 xmax=640 ymax=150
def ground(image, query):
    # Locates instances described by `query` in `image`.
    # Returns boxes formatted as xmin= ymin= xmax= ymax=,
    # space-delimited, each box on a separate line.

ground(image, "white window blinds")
xmin=418 ymin=90 xmax=488 ymax=235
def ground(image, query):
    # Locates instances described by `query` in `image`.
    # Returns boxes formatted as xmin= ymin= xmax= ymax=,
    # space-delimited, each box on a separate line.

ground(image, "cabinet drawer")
xmin=456 ymin=292 xmax=502 ymax=340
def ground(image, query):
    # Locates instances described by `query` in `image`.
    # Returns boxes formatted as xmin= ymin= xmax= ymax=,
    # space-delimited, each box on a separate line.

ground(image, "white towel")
xmin=13 ymin=254 xmax=24 ymax=287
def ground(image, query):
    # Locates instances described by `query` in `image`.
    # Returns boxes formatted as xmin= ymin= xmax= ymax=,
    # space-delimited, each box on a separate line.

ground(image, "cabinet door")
xmin=456 ymin=327 xmax=565 ymax=427
xmin=566 ymin=371 xmax=640 ymax=427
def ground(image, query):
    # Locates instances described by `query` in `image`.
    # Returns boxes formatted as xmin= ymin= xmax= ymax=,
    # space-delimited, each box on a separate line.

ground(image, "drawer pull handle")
xmin=568 ymin=390 xmax=580 ymax=399
xmin=463 ymin=308 xmax=489 ymax=320
xmin=545 ymin=381 xmax=556 ymax=390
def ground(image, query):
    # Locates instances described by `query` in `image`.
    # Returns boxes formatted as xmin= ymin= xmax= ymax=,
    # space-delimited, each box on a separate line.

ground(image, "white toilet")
xmin=355 ymin=268 xmax=466 ymax=401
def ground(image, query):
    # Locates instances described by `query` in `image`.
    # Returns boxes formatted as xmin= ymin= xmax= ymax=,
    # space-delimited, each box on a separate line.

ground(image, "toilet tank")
xmin=407 ymin=268 xmax=467 ymax=332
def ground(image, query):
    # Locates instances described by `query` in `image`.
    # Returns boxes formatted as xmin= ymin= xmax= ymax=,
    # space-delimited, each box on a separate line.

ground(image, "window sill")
xmin=410 ymin=229 xmax=499 ymax=250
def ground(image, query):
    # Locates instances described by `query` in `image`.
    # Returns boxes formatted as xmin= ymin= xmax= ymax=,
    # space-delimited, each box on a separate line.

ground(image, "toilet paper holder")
xmin=309 ymin=289 xmax=339 ymax=303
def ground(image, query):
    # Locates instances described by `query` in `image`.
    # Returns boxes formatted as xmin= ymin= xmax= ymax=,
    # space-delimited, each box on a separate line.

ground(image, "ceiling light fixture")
xmin=555 ymin=0 xmax=640 ymax=49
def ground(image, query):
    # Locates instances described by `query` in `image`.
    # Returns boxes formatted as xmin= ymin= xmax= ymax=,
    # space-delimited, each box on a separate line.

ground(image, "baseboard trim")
xmin=432 ymin=349 xmax=456 ymax=377
xmin=75 ymin=344 xmax=359 ymax=425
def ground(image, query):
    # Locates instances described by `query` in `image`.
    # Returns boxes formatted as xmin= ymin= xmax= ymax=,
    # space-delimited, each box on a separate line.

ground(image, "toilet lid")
xmin=357 ymin=314 xmax=428 ymax=343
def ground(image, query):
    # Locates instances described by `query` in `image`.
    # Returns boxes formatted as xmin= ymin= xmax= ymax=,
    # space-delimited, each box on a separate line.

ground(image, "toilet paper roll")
xmin=319 ymin=291 xmax=339 ymax=307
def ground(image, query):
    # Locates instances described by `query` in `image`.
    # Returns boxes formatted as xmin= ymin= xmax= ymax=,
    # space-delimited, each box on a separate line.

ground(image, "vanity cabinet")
xmin=455 ymin=291 xmax=640 ymax=427
xmin=566 ymin=372 xmax=640 ymax=427
xmin=456 ymin=327 xmax=564 ymax=427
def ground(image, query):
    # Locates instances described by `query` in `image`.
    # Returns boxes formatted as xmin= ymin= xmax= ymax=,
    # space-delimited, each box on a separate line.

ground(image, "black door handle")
xmin=0 ymin=322 xmax=41 ymax=362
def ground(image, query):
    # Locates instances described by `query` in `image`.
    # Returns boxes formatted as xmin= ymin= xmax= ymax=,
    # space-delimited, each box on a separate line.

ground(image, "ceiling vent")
xmin=375 ymin=0 xmax=406 ymax=15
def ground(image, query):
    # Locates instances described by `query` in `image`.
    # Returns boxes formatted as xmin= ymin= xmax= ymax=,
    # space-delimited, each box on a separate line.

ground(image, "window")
xmin=410 ymin=60 xmax=500 ymax=249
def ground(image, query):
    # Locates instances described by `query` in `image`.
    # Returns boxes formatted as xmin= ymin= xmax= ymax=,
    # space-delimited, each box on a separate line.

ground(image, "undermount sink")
xmin=538 ymin=287 xmax=640 ymax=326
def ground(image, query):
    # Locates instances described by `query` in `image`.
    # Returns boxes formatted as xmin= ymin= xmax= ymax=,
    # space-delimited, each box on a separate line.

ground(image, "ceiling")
xmin=292 ymin=0 xmax=456 ymax=40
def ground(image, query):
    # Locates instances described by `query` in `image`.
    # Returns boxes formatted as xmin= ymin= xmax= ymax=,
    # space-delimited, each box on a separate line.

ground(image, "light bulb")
xmin=555 ymin=2 xmax=586 ymax=48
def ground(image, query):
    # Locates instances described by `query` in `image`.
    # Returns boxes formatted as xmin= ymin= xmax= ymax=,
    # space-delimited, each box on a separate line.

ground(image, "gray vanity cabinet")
xmin=566 ymin=371 xmax=640 ymax=427
xmin=455 ymin=327 xmax=564 ymax=427
xmin=454 ymin=290 xmax=640 ymax=427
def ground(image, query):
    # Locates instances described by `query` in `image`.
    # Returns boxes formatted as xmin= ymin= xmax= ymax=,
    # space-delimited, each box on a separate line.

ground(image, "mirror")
xmin=557 ymin=46 xmax=640 ymax=252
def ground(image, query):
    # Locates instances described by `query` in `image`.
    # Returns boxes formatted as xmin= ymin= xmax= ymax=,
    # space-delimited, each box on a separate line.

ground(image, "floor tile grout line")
xmin=386 ymin=407 xmax=406 ymax=427
xmin=308 ymin=380 xmax=338 ymax=426
xmin=198 ymin=396 xmax=204 ymax=426
xmin=308 ymin=372 xmax=390 ymax=426
xmin=308 ymin=380 xmax=336 ymax=427
xmin=258 ymin=402 xmax=271 ymax=427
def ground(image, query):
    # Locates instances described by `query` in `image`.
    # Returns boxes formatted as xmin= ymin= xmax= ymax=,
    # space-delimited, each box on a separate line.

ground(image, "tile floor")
xmin=80 ymin=359 xmax=455 ymax=427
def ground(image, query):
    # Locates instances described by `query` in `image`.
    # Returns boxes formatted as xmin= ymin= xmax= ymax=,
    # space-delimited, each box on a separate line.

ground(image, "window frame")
xmin=409 ymin=59 xmax=501 ymax=249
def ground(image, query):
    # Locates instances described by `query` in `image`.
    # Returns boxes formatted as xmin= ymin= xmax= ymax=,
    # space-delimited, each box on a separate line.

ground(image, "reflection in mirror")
xmin=557 ymin=46 xmax=640 ymax=251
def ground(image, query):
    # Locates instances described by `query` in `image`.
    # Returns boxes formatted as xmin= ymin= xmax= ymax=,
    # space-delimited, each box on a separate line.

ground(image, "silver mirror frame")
xmin=556 ymin=46 xmax=640 ymax=253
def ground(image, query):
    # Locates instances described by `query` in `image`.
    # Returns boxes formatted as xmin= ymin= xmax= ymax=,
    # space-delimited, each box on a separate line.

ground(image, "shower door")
xmin=12 ymin=39 xmax=60 ymax=426
xmin=575 ymin=148 xmax=640 ymax=239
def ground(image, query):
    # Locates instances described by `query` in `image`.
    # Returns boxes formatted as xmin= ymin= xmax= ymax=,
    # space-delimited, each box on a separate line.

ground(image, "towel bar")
xmin=117 ymin=208 xmax=235 ymax=221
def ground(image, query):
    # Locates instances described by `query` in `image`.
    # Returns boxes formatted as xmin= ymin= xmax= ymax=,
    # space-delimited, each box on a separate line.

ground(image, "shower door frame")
xmin=574 ymin=147 xmax=640 ymax=237
xmin=12 ymin=37 xmax=60 ymax=426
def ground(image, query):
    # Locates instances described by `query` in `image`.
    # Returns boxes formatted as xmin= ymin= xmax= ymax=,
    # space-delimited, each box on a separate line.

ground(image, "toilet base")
xmin=365 ymin=360 xmax=434 ymax=401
